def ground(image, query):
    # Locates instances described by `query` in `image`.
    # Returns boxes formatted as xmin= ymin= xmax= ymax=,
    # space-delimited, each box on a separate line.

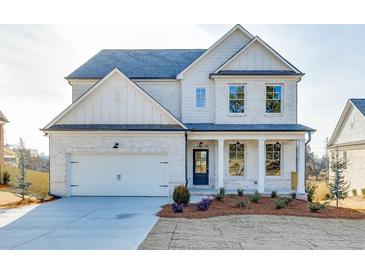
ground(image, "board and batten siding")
xmin=181 ymin=29 xmax=252 ymax=123
xmin=58 ymin=73 xmax=177 ymax=125
xmin=224 ymin=41 xmax=290 ymax=71
xmin=71 ymin=79 xmax=182 ymax=119
xmin=335 ymin=106 xmax=365 ymax=144
xmin=135 ymin=80 xmax=181 ymax=119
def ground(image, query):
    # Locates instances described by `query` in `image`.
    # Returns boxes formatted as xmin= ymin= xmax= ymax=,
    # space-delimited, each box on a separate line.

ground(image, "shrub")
xmin=2 ymin=171 xmax=10 ymax=185
xmin=249 ymin=191 xmax=261 ymax=203
xmin=306 ymin=183 xmax=317 ymax=202
xmin=271 ymin=191 xmax=278 ymax=198
xmin=171 ymin=203 xmax=184 ymax=213
xmin=352 ymin=189 xmax=358 ymax=197
xmin=31 ymin=192 xmax=48 ymax=202
xmin=173 ymin=185 xmax=190 ymax=205
xmin=237 ymin=188 xmax=244 ymax=196
xmin=308 ymin=202 xmax=328 ymax=213
xmin=197 ymin=198 xmax=212 ymax=211
xmin=274 ymin=198 xmax=288 ymax=209
xmin=236 ymin=199 xmax=251 ymax=209
xmin=284 ymin=197 xmax=293 ymax=205
xmin=214 ymin=193 xmax=224 ymax=202
xmin=214 ymin=187 xmax=225 ymax=202
xmin=290 ymin=192 xmax=296 ymax=199
xmin=362 ymin=188 xmax=365 ymax=198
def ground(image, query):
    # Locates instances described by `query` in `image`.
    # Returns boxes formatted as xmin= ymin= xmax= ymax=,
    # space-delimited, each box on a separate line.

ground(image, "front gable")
xmin=213 ymin=37 xmax=302 ymax=74
xmin=177 ymin=25 xmax=253 ymax=79
xmin=44 ymin=69 xmax=185 ymax=129
xmin=329 ymin=101 xmax=365 ymax=146
xmin=223 ymin=40 xmax=290 ymax=71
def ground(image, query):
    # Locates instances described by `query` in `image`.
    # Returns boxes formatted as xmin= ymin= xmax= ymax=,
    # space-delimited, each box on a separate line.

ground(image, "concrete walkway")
xmin=139 ymin=215 xmax=365 ymax=250
xmin=0 ymin=197 xmax=167 ymax=250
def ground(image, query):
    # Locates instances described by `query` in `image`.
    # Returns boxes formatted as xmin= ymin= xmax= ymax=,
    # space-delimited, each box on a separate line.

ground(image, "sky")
xmin=0 ymin=24 xmax=364 ymax=156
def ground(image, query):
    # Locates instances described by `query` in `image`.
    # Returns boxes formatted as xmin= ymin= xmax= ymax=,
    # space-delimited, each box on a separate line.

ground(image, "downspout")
xmin=184 ymin=132 xmax=188 ymax=187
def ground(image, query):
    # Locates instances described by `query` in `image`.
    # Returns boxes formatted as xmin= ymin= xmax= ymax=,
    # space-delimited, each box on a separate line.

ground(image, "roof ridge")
xmin=100 ymin=48 xmax=207 ymax=51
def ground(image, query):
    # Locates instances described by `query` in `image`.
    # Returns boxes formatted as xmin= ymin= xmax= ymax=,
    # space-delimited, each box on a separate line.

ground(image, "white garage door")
xmin=68 ymin=153 xmax=169 ymax=196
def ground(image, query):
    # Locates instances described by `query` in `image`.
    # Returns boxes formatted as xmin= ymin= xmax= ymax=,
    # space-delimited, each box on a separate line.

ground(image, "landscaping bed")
xmin=159 ymin=195 xmax=365 ymax=220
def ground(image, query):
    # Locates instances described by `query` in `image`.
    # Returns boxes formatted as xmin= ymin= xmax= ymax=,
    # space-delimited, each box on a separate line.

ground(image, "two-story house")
xmin=42 ymin=25 xmax=314 ymax=198
xmin=328 ymin=99 xmax=365 ymax=195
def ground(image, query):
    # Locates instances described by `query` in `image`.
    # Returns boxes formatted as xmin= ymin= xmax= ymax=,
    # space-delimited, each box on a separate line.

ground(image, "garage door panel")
xmin=69 ymin=153 xmax=169 ymax=196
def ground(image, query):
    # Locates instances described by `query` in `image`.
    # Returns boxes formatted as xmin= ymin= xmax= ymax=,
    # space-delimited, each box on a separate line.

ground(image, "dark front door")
xmin=193 ymin=149 xmax=209 ymax=185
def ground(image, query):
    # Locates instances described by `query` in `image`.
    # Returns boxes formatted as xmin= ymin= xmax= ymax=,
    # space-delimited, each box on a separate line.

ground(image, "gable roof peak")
xmin=176 ymin=24 xmax=254 ymax=79
xmin=0 ymin=111 xmax=9 ymax=123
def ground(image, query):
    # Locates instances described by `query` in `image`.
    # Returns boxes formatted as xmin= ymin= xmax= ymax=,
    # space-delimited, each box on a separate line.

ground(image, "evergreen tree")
xmin=327 ymin=147 xmax=349 ymax=206
xmin=14 ymin=138 xmax=32 ymax=199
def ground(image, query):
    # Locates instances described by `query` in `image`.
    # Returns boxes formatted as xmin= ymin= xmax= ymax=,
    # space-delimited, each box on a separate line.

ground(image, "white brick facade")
xmin=49 ymin=133 xmax=185 ymax=197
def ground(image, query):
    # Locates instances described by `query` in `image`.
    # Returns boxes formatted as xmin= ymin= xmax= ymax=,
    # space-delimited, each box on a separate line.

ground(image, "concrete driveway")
xmin=0 ymin=197 xmax=168 ymax=250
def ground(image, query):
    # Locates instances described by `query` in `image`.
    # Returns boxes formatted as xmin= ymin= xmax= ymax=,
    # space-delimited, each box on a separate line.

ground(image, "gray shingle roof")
xmin=0 ymin=111 xmax=8 ymax=123
xmin=350 ymin=99 xmax=365 ymax=116
xmin=186 ymin=123 xmax=315 ymax=132
xmin=66 ymin=49 xmax=206 ymax=79
xmin=210 ymin=70 xmax=303 ymax=77
xmin=46 ymin=124 xmax=185 ymax=131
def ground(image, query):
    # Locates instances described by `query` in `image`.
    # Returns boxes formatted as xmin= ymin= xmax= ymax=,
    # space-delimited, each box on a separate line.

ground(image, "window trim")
xmin=195 ymin=87 xmax=207 ymax=109
xmin=265 ymin=84 xmax=284 ymax=115
xmin=227 ymin=83 xmax=247 ymax=116
xmin=228 ymin=142 xmax=246 ymax=177
xmin=265 ymin=141 xmax=283 ymax=178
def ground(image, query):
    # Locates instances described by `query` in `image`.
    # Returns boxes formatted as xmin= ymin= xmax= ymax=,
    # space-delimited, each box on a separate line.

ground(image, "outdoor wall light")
xmin=236 ymin=141 xmax=240 ymax=145
xmin=113 ymin=142 xmax=119 ymax=149
xmin=198 ymin=141 xmax=203 ymax=148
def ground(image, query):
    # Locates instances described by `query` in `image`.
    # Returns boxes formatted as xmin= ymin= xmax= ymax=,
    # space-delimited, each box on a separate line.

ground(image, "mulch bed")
xmin=159 ymin=195 xmax=365 ymax=220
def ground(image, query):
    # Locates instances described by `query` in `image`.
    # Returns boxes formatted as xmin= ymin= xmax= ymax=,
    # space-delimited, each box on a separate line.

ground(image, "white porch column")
xmin=217 ymin=139 xmax=224 ymax=189
xmin=257 ymin=138 xmax=265 ymax=193
xmin=297 ymin=139 xmax=306 ymax=194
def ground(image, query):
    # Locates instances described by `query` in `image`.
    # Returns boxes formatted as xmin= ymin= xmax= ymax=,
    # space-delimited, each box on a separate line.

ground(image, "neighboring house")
xmin=0 ymin=111 xmax=9 ymax=182
xmin=3 ymin=146 xmax=18 ymax=166
xmin=42 ymin=25 xmax=315 ymax=198
xmin=328 ymin=99 xmax=365 ymax=195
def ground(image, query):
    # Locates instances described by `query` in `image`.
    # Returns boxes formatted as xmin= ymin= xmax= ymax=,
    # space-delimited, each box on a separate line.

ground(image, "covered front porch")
xmin=186 ymin=131 xmax=306 ymax=197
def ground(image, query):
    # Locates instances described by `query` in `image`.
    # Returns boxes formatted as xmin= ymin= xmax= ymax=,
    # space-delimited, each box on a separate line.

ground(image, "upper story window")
xmin=229 ymin=85 xmax=245 ymax=113
xmin=266 ymin=142 xmax=281 ymax=176
xmin=229 ymin=143 xmax=244 ymax=176
xmin=266 ymin=85 xmax=282 ymax=113
xmin=196 ymin=88 xmax=206 ymax=108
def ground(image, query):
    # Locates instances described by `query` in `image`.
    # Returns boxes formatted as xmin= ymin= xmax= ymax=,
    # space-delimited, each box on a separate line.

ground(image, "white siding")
xmin=135 ymin=80 xmax=181 ymax=119
xmin=329 ymin=146 xmax=365 ymax=196
xmin=181 ymin=29 xmax=252 ymax=123
xmin=70 ymin=80 xmax=99 ymax=102
xmin=57 ymin=73 xmax=177 ymax=125
xmin=335 ymin=106 xmax=365 ymax=144
xmin=224 ymin=41 xmax=290 ymax=71
xmin=186 ymin=139 xmax=297 ymax=193
xmin=214 ymin=77 xmax=297 ymax=124
xmin=49 ymin=133 xmax=185 ymax=197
